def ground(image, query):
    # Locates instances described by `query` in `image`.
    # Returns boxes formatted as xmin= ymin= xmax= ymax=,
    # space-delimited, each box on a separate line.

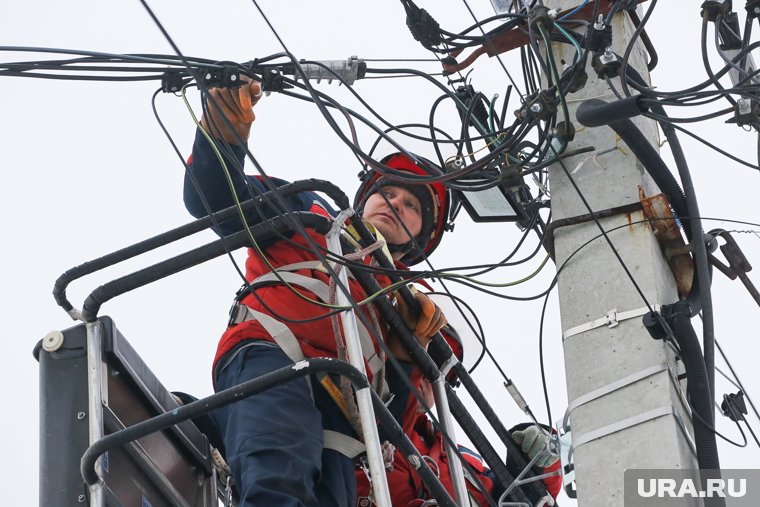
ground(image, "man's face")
xmin=362 ymin=186 xmax=423 ymax=247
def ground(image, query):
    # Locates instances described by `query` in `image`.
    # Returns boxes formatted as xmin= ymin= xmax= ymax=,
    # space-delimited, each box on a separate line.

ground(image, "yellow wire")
xmin=436 ymin=254 xmax=552 ymax=288
xmin=444 ymin=132 xmax=506 ymax=169
xmin=180 ymin=87 xmax=360 ymax=310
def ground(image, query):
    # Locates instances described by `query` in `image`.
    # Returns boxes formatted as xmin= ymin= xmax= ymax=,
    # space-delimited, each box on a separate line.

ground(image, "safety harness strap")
xmin=225 ymin=305 xmax=367 ymax=458
xmin=231 ymin=306 xmax=306 ymax=364
xmin=324 ymin=430 xmax=366 ymax=459
xmin=253 ymin=270 xmax=331 ymax=301
xmin=246 ymin=270 xmax=385 ymax=379
xmin=231 ymin=300 xmax=384 ymax=390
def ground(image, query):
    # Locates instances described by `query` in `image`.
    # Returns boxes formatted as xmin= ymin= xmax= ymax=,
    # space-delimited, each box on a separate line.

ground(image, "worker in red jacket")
xmin=185 ymin=78 xmax=453 ymax=507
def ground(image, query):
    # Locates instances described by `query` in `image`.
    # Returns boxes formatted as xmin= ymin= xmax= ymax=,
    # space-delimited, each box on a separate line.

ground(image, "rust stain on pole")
xmin=639 ymin=187 xmax=693 ymax=297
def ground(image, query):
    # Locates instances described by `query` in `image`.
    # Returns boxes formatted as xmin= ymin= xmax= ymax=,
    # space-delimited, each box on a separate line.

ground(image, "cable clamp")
xmin=562 ymin=305 xmax=659 ymax=341
xmin=563 ymin=306 xmax=649 ymax=339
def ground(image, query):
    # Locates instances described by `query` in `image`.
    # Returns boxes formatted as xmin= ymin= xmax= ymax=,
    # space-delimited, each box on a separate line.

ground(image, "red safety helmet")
xmin=354 ymin=152 xmax=450 ymax=266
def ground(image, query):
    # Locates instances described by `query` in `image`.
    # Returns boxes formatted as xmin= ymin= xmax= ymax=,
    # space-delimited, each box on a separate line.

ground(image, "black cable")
xmin=666 ymin=121 xmax=760 ymax=171
xmin=292 ymin=60 xmax=470 ymax=148
xmin=465 ymin=213 xmax=544 ymax=278
xmin=739 ymin=412 xmax=760 ymax=449
xmin=538 ymin=278 xmax=556 ymax=429
xmin=626 ymin=8 xmax=659 ymax=71
xmin=640 ymin=104 xmax=735 ymax=124
xmin=429 ymin=93 xmax=458 ymax=166
xmin=625 ymin=37 xmax=760 ymax=99
xmin=619 ymin=0 xmax=657 ymax=98
xmin=160 ymin=84 xmax=352 ymax=322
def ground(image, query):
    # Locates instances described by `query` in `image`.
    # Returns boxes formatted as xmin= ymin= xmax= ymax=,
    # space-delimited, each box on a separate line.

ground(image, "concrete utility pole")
xmin=545 ymin=3 xmax=699 ymax=506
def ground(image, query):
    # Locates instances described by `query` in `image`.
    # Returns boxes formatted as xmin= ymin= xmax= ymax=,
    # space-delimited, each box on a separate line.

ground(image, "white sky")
xmin=2 ymin=1 xmax=759 ymax=506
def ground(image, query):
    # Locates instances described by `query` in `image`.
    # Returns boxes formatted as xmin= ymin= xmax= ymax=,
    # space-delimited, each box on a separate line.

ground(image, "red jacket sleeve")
xmin=541 ymin=459 xmax=563 ymax=499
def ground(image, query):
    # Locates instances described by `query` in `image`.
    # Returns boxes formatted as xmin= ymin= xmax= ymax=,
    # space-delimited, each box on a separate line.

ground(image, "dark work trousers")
xmin=212 ymin=340 xmax=357 ymax=507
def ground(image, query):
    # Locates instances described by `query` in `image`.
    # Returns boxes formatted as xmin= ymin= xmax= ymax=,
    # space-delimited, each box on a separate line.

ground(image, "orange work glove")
xmin=200 ymin=78 xmax=262 ymax=144
xmin=390 ymin=292 xmax=447 ymax=359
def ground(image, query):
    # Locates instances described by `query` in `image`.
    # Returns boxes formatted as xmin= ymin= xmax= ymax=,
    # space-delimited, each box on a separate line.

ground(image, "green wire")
xmin=554 ymin=23 xmax=583 ymax=59
xmin=537 ymin=23 xmax=571 ymax=129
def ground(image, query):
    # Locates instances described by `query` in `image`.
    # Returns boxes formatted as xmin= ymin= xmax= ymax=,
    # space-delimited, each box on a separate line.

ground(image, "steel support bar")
xmin=326 ymin=220 xmax=391 ymax=507
xmin=431 ymin=375 xmax=470 ymax=505
xmin=86 ymin=321 xmax=106 ymax=507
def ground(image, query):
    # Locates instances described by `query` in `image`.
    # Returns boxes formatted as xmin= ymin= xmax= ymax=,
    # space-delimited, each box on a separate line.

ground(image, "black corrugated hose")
xmin=663 ymin=301 xmax=721 ymax=470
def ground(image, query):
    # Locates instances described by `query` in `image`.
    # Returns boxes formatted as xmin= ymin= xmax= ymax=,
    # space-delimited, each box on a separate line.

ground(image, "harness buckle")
xmin=227 ymin=301 xmax=247 ymax=327
xmin=234 ymin=282 xmax=252 ymax=301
